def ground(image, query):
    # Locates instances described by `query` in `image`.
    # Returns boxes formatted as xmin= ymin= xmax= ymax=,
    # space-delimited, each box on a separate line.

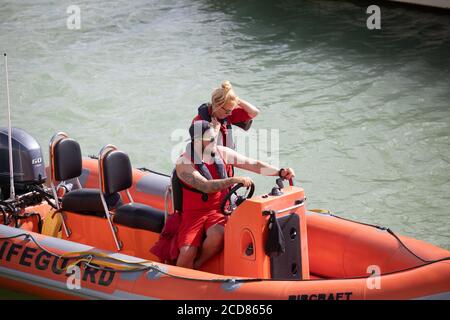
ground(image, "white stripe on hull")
xmin=0 ymin=266 xmax=155 ymax=300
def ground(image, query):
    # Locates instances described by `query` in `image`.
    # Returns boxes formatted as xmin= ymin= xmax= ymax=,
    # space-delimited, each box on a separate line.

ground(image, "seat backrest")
xmin=171 ymin=169 xmax=183 ymax=212
xmin=49 ymin=132 xmax=83 ymax=239
xmin=100 ymin=147 xmax=132 ymax=195
xmin=49 ymin=133 xmax=82 ymax=182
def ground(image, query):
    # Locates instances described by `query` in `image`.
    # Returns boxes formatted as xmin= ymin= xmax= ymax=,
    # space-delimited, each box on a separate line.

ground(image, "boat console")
xmin=223 ymin=179 xmax=310 ymax=280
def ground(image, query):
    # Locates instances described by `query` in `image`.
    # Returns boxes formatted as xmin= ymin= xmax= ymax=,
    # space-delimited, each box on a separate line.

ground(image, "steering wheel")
xmin=220 ymin=183 xmax=255 ymax=215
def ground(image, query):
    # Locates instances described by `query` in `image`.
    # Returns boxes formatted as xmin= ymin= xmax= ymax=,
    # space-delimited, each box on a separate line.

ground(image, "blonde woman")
xmin=192 ymin=81 xmax=260 ymax=150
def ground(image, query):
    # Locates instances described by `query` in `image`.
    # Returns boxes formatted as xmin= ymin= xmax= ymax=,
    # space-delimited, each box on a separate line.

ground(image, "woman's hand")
xmin=211 ymin=117 xmax=221 ymax=136
xmin=235 ymin=97 xmax=241 ymax=108
xmin=235 ymin=98 xmax=260 ymax=118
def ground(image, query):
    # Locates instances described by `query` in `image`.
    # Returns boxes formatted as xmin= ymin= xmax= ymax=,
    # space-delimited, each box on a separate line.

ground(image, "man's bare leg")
xmin=177 ymin=245 xmax=198 ymax=269
xmin=194 ymin=224 xmax=224 ymax=269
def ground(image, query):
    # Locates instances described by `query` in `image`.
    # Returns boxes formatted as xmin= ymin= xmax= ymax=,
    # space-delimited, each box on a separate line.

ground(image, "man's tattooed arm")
xmin=178 ymin=169 xmax=237 ymax=194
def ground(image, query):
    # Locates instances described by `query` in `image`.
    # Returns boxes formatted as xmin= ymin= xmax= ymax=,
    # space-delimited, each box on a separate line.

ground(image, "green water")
xmin=0 ymin=0 xmax=449 ymax=298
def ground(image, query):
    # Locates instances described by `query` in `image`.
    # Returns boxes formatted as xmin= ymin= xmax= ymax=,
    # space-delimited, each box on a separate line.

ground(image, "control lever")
xmin=276 ymin=178 xmax=285 ymax=189
xmin=270 ymin=178 xmax=285 ymax=196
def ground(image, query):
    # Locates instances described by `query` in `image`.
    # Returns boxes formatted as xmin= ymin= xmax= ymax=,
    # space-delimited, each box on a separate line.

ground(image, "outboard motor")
xmin=0 ymin=127 xmax=46 ymax=200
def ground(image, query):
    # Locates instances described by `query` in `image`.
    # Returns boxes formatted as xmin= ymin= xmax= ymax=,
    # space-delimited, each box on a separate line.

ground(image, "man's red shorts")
xmin=177 ymin=210 xmax=226 ymax=248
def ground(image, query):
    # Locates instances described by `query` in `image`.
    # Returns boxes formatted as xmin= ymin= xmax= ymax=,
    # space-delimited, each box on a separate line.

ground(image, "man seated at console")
xmin=174 ymin=120 xmax=295 ymax=269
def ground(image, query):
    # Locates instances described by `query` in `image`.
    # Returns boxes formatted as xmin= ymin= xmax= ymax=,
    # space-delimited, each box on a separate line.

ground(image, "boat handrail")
xmin=262 ymin=198 xmax=305 ymax=216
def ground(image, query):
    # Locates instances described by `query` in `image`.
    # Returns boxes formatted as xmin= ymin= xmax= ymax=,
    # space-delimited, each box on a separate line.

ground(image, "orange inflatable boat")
xmin=0 ymin=129 xmax=449 ymax=300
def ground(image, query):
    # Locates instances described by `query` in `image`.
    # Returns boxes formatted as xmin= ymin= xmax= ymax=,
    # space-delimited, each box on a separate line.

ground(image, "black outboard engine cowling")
xmin=0 ymin=127 xmax=46 ymax=199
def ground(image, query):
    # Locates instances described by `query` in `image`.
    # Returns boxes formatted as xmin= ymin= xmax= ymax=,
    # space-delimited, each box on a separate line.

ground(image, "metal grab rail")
xmin=262 ymin=198 xmax=306 ymax=216
xmin=48 ymin=132 xmax=71 ymax=237
xmin=163 ymin=184 xmax=172 ymax=223
xmin=98 ymin=144 xmax=122 ymax=251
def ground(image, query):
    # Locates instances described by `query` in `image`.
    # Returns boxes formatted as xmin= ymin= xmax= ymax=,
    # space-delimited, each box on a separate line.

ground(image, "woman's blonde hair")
xmin=211 ymin=80 xmax=238 ymax=110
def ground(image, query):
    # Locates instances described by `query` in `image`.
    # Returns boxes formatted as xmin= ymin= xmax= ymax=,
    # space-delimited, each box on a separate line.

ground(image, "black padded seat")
xmin=62 ymin=188 xmax=122 ymax=217
xmin=54 ymin=138 xmax=82 ymax=181
xmin=113 ymin=203 xmax=165 ymax=233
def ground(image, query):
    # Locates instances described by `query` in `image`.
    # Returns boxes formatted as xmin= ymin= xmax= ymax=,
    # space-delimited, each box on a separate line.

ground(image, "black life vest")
xmin=172 ymin=145 xmax=228 ymax=213
xmin=197 ymin=103 xmax=235 ymax=149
